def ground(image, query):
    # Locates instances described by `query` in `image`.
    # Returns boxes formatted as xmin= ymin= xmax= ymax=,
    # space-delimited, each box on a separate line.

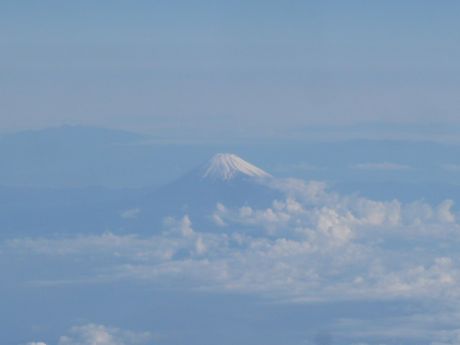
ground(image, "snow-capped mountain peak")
xmin=202 ymin=153 xmax=271 ymax=181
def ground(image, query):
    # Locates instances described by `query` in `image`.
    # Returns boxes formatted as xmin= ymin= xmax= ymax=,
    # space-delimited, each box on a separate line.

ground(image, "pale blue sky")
xmin=1 ymin=1 xmax=460 ymax=140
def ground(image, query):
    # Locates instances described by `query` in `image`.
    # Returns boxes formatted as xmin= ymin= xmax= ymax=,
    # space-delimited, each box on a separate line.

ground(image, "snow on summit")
xmin=202 ymin=153 xmax=271 ymax=181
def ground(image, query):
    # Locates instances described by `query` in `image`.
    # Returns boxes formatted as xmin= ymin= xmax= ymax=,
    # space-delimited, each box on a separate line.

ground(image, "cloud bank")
xmin=7 ymin=178 xmax=459 ymax=303
xmin=7 ymin=177 xmax=460 ymax=344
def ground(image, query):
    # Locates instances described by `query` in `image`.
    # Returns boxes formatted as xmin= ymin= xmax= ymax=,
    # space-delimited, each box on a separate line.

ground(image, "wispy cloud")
xmin=272 ymin=162 xmax=324 ymax=174
xmin=442 ymin=163 xmax=460 ymax=172
xmin=352 ymin=162 xmax=411 ymax=171
xmin=120 ymin=208 xmax=141 ymax=219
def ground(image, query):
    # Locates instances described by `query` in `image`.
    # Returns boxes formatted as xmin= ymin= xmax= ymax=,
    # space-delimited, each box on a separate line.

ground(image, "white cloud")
xmin=6 ymin=178 xmax=460 ymax=303
xmin=268 ymin=178 xmax=330 ymax=205
xmin=164 ymin=214 xmax=195 ymax=237
xmin=120 ymin=208 xmax=141 ymax=219
xmin=24 ymin=324 xmax=151 ymax=345
xmin=8 ymin=175 xmax=460 ymax=345
xmin=438 ymin=200 xmax=456 ymax=223
xmin=57 ymin=324 xmax=150 ymax=345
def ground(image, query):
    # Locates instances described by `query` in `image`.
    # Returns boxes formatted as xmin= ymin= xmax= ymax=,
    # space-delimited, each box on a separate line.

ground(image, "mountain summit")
xmin=202 ymin=153 xmax=271 ymax=181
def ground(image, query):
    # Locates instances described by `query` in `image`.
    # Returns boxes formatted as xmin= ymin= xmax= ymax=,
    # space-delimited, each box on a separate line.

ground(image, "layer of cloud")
xmin=8 ymin=176 xmax=460 ymax=344
xmin=7 ymin=178 xmax=459 ymax=303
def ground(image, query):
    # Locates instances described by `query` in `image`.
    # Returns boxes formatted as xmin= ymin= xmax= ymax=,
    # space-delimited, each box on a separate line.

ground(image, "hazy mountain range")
xmin=1 ymin=125 xmax=460 ymax=238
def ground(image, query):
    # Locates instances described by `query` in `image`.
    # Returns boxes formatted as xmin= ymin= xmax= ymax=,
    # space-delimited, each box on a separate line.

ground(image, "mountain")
xmin=120 ymin=153 xmax=281 ymax=232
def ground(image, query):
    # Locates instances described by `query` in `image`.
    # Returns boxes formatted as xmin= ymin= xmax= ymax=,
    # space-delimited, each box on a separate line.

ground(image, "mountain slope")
xmin=121 ymin=154 xmax=281 ymax=232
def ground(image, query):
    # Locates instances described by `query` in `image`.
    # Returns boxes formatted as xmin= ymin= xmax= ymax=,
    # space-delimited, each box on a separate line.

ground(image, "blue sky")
xmin=1 ymin=1 xmax=460 ymax=140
